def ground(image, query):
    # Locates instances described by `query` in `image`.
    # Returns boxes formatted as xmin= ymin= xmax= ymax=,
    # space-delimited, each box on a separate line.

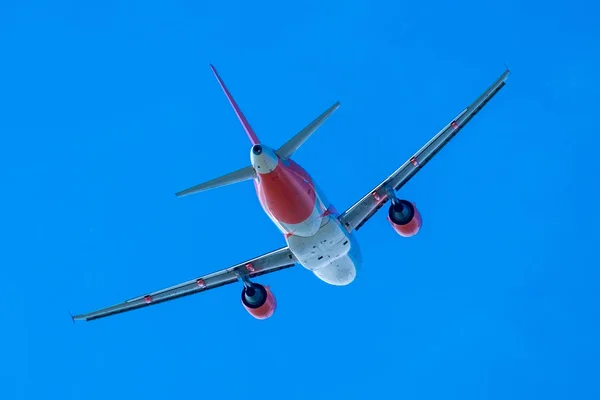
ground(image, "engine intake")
xmin=241 ymin=283 xmax=277 ymax=319
xmin=388 ymin=200 xmax=422 ymax=237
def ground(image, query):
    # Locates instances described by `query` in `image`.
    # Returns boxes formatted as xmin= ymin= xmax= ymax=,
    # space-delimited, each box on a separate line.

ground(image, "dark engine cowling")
xmin=241 ymin=283 xmax=277 ymax=319
xmin=387 ymin=200 xmax=422 ymax=237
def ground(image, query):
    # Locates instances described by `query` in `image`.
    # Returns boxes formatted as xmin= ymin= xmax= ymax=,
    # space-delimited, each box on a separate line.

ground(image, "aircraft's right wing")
xmin=338 ymin=69 xmax=509 ymax=232
xmin=72 ymin=246 xmax=296 ymax=322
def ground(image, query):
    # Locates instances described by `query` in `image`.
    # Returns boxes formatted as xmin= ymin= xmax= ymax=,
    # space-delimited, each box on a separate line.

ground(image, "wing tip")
xmin=69 ymin=310 xmax=82 ymax=324
xmin=69 ymin=309 xmax=91 ymax=323
xmin=503 ymin=63 xmax=512 ymax=80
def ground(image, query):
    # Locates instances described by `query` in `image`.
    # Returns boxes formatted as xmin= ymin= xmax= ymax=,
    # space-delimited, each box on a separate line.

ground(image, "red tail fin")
xmin=210 ymin=64 xmax=260 ymax=145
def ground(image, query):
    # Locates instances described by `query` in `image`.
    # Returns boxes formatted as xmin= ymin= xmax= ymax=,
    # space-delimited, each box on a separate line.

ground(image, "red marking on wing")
xmin=196 ymin=279 xmax=206 ymax=288
xmin=255 ymin=159 xmax=317 ymax=224
xmin=410 ymin=157 xmax=419 ymax=167
xmin=319 ymin=204 xmax=338 ymax=218
xmin=451 ymin=121 xmax=458 ymax=129
xmin=144 ymin=295 xmax=153 ymax=304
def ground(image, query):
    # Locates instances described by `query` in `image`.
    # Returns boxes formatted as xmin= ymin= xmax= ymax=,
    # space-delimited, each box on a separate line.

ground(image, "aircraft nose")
xmin=252 ymin=144 xmax=263 ymax=155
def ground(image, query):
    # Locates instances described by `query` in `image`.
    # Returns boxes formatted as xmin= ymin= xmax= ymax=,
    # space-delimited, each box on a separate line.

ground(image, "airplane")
xmin=72 ymin=65 xmax=509 ymax=322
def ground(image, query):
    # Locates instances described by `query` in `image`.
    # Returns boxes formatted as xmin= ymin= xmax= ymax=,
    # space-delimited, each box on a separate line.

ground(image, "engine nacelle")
xmin=241 ymin=283 xmax=277 ymax=319
xmin=387 ymin=200 xmax=422 ymax=237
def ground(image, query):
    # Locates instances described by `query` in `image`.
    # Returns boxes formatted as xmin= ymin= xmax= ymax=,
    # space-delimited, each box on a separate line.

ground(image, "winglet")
xmin=210 ymin=64 xmax=260 ymax=145
xmin=69 ymin=310 xmax=75 ymax=324
xmin=504 ymin=62 xmax=511 ymax=75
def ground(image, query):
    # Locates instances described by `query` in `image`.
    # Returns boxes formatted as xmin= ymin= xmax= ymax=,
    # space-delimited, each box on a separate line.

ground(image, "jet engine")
xmin=387 ymin=199 xmax=422 ymax=237
xmin=241 ymin=283 xmax=277 ymax=319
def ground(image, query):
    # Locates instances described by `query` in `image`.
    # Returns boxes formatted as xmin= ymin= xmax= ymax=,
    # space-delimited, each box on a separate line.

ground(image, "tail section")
xmin=176 ymin=66 xmax=341 ymax=198
xmin=210 ymin=64 xmax=260 ymax=145
xmin=175 ymin=165 xmax=256 ymax=197
xmin=276 ymin=101 xmax=340 ymax=159
xmin=176 ymin=65 xmax=260 ymax=198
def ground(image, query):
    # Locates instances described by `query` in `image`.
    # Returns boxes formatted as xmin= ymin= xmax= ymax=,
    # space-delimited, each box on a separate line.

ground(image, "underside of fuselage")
xmin=250 ymin=144 xmax=361 ymax=285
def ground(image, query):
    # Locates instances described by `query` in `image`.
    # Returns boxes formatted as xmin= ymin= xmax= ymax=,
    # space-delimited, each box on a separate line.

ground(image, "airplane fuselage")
xmin=250 ymin=144 xmax=361 ymax=285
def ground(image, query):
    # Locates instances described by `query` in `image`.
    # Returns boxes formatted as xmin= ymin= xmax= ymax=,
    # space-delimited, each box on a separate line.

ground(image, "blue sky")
xmin=1 ymin=0 xmax=599 ymax=399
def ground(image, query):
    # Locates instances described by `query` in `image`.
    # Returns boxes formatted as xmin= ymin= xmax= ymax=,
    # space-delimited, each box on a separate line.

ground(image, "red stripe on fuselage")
xmin=255 ymin=159 xmax=317 ymax=225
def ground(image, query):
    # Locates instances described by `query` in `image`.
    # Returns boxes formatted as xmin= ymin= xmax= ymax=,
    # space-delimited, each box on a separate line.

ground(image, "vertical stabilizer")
xmin=210 ymin=64 xmax=261 ymax=145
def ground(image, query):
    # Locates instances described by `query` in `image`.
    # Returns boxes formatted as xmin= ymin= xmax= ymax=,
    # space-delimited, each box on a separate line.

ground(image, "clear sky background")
xmin=1 ymin=1 xmax=599 ymax=399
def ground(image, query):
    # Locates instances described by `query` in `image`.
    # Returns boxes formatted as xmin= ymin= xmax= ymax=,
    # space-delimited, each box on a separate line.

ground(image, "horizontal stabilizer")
xmin=276 ymin=101 xmax=340 ymax=159
xmin=176 ymin=165 xmax=256 ymax=197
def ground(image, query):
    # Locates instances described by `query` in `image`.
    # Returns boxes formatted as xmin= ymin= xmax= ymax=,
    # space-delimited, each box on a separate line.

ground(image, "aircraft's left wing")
xmin=72 ymin=246 xmax=296 ymax=322
xmin=338 ymin=69 xmax=509 ymax=232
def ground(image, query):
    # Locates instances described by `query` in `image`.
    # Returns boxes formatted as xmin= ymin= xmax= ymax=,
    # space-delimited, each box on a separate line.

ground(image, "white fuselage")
xmin=251 ymin=145 xmax=361 ymax=285
xmin=286 ymin=214 xmax=362 ymax=286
